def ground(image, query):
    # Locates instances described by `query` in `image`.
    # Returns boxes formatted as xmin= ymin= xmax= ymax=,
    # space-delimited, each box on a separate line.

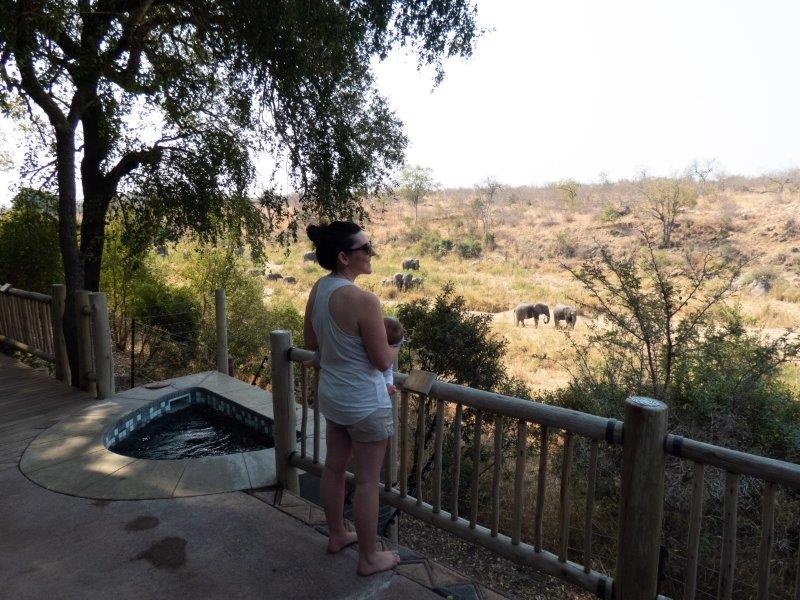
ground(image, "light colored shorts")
xmin=329 ymin=407 xmax=394 ymax=443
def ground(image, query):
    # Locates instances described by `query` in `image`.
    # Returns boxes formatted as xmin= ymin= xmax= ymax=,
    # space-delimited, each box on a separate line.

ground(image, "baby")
xmin=383 ymin=316 xmax=404 ymax=395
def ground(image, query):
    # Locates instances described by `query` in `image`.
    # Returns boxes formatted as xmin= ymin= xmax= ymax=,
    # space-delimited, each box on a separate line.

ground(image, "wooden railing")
xmin=0 ymin=284 xmax=67 ymax=379
xmin=0 ymin=283 xmax=117 ymax=398
xmin=268 ymin=330 xmax=800 ymax=600
xmin=664 ymin=435 xmax=800 ymax=600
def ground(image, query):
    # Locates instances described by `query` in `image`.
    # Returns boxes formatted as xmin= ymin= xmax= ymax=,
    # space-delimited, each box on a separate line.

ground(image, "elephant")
xmin=553 ymin=304 xmax=577 ymax=329
xmin=408 ymin=276 xmax=423 ymax=289
xmin=402 ymin=258 xmax=420 ymax=270
xmin=283 ymin=276 xmax=297 ymax=284
xmin=266 ymin=273 xmax=283 ymax=281
xmin=380 ymin=278 xmax=395 ymax=287
xmin=402 ymin=273 xmax=413 ymax=290
xmin=393 ymin=273 xmax=405 ymax=290
xmin=302 ymin=250 xmax=316 ymax=262
xmin=514 ymin=303 xmax=550 ymax=327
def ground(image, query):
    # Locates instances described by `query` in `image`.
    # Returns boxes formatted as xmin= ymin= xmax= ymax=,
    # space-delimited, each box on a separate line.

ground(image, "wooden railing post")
xmin=75 ymin=290 xmax=96 ymax=396
xmin=215 ymin=288 xmax=228 ymax=374
xmin=89 ymin=292 xmax=114 ymax=399
xmin=270 ymin=330 xmax=299 ymax=493
xmin=615 ymin=396 xmax=667 ymax=600
xmin=50 ymin=284 xmax=70 ymax=385
xmin=385 ymin=355 xmax=399 ymax=543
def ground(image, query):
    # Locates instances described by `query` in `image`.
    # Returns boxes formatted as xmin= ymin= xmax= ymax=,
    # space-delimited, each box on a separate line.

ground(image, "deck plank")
xmin=0 ymin=355 xmax=91 ymax=449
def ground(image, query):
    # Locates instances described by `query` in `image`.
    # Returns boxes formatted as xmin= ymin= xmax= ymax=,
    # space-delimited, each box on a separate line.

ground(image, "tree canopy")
xmin=0 ymin=0 xmax=480 ymax=381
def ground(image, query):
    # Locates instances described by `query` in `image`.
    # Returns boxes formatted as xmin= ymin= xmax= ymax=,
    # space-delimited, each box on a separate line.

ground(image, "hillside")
xmin=261 ymin=178 xmax=800 ymax=393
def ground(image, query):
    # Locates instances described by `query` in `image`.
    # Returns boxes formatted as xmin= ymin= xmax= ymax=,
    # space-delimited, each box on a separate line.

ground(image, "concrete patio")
xmin=0 ymin=355 xmax=507 ymax=600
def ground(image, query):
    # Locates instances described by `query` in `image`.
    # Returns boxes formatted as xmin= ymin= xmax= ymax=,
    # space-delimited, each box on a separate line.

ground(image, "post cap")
xmin=626 ymin=396 xmax=667 ymax=411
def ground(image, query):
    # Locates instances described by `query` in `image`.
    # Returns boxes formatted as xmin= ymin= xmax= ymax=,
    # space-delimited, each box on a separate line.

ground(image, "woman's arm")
xmin=357 ymin=291 xmax=398 ymax=372
xmin=303 ymin=282 xmax=319 ymax=351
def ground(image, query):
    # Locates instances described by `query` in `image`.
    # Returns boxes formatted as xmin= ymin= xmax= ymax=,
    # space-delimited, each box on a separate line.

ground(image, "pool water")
xmin=110 ymin=404 xmax=274 ymax=460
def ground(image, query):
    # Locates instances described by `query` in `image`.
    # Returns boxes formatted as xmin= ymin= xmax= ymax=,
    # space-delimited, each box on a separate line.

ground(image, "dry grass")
xmin=250 ymin=184 xmax=800 ymax=392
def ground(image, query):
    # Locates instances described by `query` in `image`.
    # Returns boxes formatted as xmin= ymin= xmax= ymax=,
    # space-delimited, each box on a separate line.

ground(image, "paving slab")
xmin=0 ymin=467 xmax=442 ymax=600
xmin=242 ymin=448 xmax=276 ymax=488
xmin=172 ymin=453 xmax=250 ymax=497
xmin=80 ymin=458 xmax=187 ymax=500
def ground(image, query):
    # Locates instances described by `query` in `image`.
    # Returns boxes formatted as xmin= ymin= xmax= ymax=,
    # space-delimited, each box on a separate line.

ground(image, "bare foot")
xmin=357 ymin=550 xmax=401 ymax=576
xmin=327 ymin=530 xmax=358 ymax=554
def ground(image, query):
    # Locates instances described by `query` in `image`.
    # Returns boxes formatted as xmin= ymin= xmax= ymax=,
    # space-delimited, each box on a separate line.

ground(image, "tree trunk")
xmin=81 ymin=200 xmax=107 ymax=292
xmin=54 ymin=127 xmax=84 ymax=385
xmin=80 ymin=95 xmax=113 ymax=293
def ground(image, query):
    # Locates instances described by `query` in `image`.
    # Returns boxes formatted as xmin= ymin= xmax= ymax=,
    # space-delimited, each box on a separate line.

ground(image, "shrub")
xmin=181 ymin=242 xmax=276 ymax=375
xmin=405 ymin=223 xmax=427 ymax=244
xmin=397 ymin=282 xmax=528 ymax=396
xmin=600 ymin=204 xmax=623 ymax=222
xmin=551 ymin=231 xmax=577 ymax=258
xmin=455 ymin=238 xmax=482 ymax=259
xmin=671 ymin=308 xmax=800 ymax=460
xmin=743 ymin=266 xmax=778 ymax=292
xmin=416 ymin=229 xmax=453 ymax=259
xmin=128 ymin=278 xmax=204 ymax=379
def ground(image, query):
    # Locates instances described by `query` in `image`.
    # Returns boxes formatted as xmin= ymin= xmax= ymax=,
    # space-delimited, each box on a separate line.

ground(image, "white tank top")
xmin=311 ymin=275 xmax=391 ymax=425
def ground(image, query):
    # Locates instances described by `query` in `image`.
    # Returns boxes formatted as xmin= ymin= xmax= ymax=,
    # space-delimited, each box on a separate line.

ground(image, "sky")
xmin=2 ymin=0 xmax=799 ymax=202
xmin=372 ymin=0 xmax=800 ymax=187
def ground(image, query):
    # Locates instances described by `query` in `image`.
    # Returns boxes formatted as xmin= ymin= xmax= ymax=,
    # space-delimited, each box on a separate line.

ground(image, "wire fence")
xmin=111 ymin=314 xmax=218 ymax=391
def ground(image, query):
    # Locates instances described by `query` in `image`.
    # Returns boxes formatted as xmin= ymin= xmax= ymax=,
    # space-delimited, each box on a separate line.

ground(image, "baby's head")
xmin=383 ymin=316 xmax=404 ymax=346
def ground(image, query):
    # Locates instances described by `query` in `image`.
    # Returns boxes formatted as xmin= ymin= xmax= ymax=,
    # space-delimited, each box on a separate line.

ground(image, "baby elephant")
xmin=514 ymin=302 xmax=550 ymax=327
xmin=553 ymin=304 xmax=577 ymax=329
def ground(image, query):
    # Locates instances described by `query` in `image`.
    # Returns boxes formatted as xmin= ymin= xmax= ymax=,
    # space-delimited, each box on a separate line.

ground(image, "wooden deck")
xmin=0 ymin=354 xmax=91 ymax=471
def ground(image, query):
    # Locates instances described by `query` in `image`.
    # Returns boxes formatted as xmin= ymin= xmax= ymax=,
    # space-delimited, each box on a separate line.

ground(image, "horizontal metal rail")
xmin=288 ymin=347 xmax=623 ymax=444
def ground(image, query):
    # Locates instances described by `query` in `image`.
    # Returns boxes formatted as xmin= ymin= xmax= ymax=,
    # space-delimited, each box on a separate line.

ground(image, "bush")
xmin=405 ymin=223 xmax=427 ymax=244
xmin=181 ymin=242 xmax=276 ymax=375
xmin=130 ymin=279 xmax=201 ymax=342
xmin=128 ymin=277 xmax=204 ymax=379
xmin=551 ymin=231 xmax=576 ymax=258
xmin=416 ymin=229 xmax=453 ymax=260
xmin=0 ymin=189 xmax=62 ymax=293
xmin=454 ymin=238 xmax=481 ymax=259
xmin=600 ymin=204 xmax=623 ymax=222
xmin=743 ymin=266 xmax=778 ymax=292
xmin=671 ymin=308 xmax=800 ymax=460
xmin=263 ymin=295 xmax=303 ymax=345
xmin=397 ymin=282 xmax=528 ymax=396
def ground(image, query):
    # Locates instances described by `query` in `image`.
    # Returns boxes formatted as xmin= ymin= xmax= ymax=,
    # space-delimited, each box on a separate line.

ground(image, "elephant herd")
xmin=381 ymin=272 xmax=423 ymax=291
xmin=514 ymin=302 xmax=577 ymax=329
xmin=378 ymin=258 xmax=423 ymax=291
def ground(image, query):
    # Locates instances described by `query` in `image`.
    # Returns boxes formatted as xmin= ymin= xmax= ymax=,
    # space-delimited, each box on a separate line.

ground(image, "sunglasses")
xmin=347 ymin=242 xmax=376 ymax=255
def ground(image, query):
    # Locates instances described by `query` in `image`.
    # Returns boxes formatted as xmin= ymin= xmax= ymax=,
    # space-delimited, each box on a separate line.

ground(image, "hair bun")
xmin=306 ymin=224 xmax=323 ymax=244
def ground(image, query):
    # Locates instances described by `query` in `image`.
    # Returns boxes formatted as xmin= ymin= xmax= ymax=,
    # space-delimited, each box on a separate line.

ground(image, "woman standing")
xmin=303 ymin=221 xmax=400 ymax=576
